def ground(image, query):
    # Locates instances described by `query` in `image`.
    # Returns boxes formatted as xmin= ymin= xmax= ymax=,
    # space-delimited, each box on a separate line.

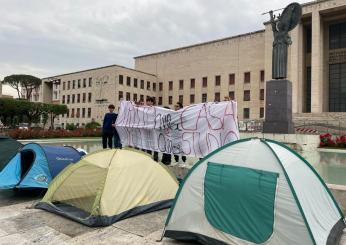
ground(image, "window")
xmin=169 ymin=81 xmax=173 ymax=91
xmin=88 ymin=92 xmax=92 ymax=102
xmin=229 ymin=73 xmax=235 ymax=85
xmin=134 ymin=78 xmax=138 ymax=88
xmin=179 ymin=80 xmax=184 ymax=90
xmin=169 ymin=96 xmax=173 ymax=104
xmin=126 ymin=92 xmax=131 ymax=100
xmin=66 ymin=109 xmax=69 ymax=118
xmin=87 ymin=108 xmax=91 ymax=118
xmin=153 ymin=83 xmax=156 ymax=91
xmin=53 ymin=91 xmax=58 ymax=100
xmin=147 ymin=81 xmax=150 ymax=90
xmin=78 ymin=79 xmax=81 ymax=88
xmin=88 ymin=77 xmax=92 ymax=87
xmin=179 ymin=95 xmax=183 ymax=104
xmin=67 ymin=95 xmax=70 ymax=104
xmin=202 ymin=93 xmax=207 ymax=103
xmin=215 ymin=75 xmax=221 ymax=86
xmin=203 ymin=77 xmax=208 ymax=87
xmin=140 ymin=80 xmax=144 ymax=89
xmin=73 ymin=80 xmax=76 ymax=89
xmin=244 ymin=72 xmax=251 ymax=83
xmin=229 ymin=91 xmax=235 ymax=100
xmin=83 ymin=78 xmax=86 ymax=87
xmin=244 ymin=90 xmax=251 ymax=101
xmin=190 ymin=78 xmax=195 ymax=88
xmin=158 ymin=97 xmax=163 ymax=105
xmin=68 ymin=81 xmax=71 ymax=90
xmin=127 ymin=76 xmax=131 ymax=86
xmin=119 ymin=91 xmax=123 ymax=100
xmin=77 ymin=94 xmax=80 ymax=103
xmin=133 ymin=93 xmax=137 ymax=102
xmin=119 ymin=75 xmax=123 ymax=85
xmin=329 ymin=63 xmax=346 ymax=112
xmin=63 ymin=82 xmax=66 ymax=90
xmin=260 ymin=89 xmax=264 ymax=100
xmin=260 ymin=70 xmax=265 ymax=82
xmin=72 ymin=94 xmax=75 ymax=103
xmin=190 ymin=94 xmax=195 ymax=104
xmin=243 ymin=108 xmax=250 ymax=119
xmin=71 ymin=108 xmax=75 ymax=118
xmin=82 ymin=93 xmax=86 ymax=103
xmin=140 ymin=94 xmax=144 ymax=102
xmin=329 ymin=22 xmax=346 ymax=50
xmin=215 ymin=92 xmax=220 ymax=102
xmin=159 ymin=82 xmax=163 ymax=91
xmin=260 ymin=107 xmax=264 ymax=118
xmin=76 ymin=108 xmax=80 ymax=118
xmin=62 ymin=95 xmax=65 ymax=104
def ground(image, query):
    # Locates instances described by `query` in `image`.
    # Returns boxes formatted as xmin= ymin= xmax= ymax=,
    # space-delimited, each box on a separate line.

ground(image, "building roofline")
xmin=42 ymin=64 xmax=156 ymax=80
xmin=134 ymin=29 xmax=265 ymax=59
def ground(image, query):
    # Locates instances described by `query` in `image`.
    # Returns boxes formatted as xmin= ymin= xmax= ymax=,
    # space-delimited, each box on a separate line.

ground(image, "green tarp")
xmin=204 ymin=162 xmax=279 ymax=243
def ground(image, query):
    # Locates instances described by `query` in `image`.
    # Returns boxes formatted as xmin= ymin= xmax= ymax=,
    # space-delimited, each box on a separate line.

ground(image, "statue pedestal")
xmin=263 ymin=79 xmax=294 ymax=134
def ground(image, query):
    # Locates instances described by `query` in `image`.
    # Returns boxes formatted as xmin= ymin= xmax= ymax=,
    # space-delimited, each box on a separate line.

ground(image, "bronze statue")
xmin=269 ymin=3 xmax=302 ymax=79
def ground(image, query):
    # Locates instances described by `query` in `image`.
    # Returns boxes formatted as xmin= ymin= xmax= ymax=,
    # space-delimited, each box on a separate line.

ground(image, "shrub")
xmin=66 ymin=123 xmax=77 ymax=131
xmin=85 ymin=121 xmax=101 ymax=129
xmin=319 ymin=133 xmax=346 ymax=148
xmin=7 ymin=128 xmax=101 ymax=139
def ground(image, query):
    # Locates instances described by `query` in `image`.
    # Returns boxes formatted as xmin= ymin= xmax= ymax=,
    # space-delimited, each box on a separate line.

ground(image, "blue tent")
xmin=0 ymin=143 xmax=82 ymax=189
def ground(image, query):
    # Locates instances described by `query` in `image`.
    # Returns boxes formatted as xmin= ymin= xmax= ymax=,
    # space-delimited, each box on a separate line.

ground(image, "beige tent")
xmin=35 ymin=149 xmax=178 ymax=227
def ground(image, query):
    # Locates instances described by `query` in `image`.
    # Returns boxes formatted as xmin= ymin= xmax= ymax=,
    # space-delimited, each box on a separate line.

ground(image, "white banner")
xmin=115 ymin=101 xmax=239 ymax=157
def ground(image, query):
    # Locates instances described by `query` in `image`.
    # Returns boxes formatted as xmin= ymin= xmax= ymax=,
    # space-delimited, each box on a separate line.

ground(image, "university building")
xmin=34 ymin=0 xmax=346 ymax=127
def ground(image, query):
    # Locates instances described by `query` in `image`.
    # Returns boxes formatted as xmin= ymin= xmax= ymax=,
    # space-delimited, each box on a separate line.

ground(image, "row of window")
xmin=117 ymin=89 xmax=264 ymax=106
xmin=118 ymin=91 xmax=153 ymax=103
xmin=243 ymin=107 xmax=265 ymax=119
xmin=62 ymin=78 xmax=93 ymax=90
xmin=165 ymin=71 xmax=265 ymax=91
xmin=118 ymin=75 xmax=156 ymax=91
xmin=63 ymin=108 xmax=92 ymax=118
xmin=62 ymin=93 xmax=92 ymax=104
xmin=164 ymin=89 xmax=264 ymax=105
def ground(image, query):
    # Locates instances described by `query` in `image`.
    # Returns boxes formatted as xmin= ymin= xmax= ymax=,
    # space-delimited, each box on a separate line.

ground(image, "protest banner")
xmin=115 ymin=100 xmax=239 ymax=158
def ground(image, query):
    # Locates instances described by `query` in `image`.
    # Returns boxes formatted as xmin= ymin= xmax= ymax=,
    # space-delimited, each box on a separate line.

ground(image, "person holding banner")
xmin=102 ymin=104 xmax=117 ymax=149
xmin=173 ymin=102 xmax=186 ymax=164
xmin=145 ymin=97 xmax=159 ymax=162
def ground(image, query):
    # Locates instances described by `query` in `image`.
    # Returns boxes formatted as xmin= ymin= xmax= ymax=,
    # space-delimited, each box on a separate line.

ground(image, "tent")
xmin=0 ymin=143 xmax=81 ymax=189
xmin=0 ymin=136 xmax=23 ymax=172
xmin=35 ymin=149 xmax=179 ymax=227
xmin=164 ymin=138 xmax=345 ymax=245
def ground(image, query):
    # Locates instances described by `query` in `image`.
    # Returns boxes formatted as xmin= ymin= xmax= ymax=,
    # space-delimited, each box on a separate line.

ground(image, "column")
xmin=311 ymin=10 xmax=324 ymax=113
xmin=290 ymin=23 xmax=304 ymax=114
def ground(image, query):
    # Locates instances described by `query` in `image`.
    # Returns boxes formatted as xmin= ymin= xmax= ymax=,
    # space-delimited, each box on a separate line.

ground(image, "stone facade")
xmin=41 ymin=65 xmax=156 ymax=128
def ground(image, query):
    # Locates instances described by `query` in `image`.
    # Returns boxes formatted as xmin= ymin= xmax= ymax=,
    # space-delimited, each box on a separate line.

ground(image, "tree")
xmin=46 ymin=104 xmax=68 ymax=129
xmin=2 ymin=74 xmax=41 ymax=100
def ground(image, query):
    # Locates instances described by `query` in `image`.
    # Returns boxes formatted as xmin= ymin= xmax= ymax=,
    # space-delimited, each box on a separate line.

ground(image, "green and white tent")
xmin=164 ymin=138 xmax=345 ymax=245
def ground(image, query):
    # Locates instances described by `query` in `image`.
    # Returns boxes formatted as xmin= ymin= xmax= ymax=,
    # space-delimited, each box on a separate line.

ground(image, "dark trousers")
xmin=161 ymin=153 xmax=172 ymax=165
xmin=102 ymin=131 xmax=113 ymax=149
xmin=146 ymin=150 xmax=159 ymax=162
xmin=174 ymin=155 xmax=186 ymax=163
xmin=113 ymin=130 xmax=122 ymax=149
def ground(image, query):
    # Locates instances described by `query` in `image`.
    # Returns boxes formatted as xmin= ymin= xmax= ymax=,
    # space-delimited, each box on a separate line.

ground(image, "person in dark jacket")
xmin=112 ymin=112 xmax=122 ymax=149
xmin=161 ymin=106 xmax=172 ymax=165
xmin=174 ymin=102 xmax=186 ymax=163
xmin=102 ymin=104 xmax=117 ymax=149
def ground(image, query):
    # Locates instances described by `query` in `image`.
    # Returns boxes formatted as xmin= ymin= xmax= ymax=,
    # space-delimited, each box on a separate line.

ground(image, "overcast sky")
xmin=0 ymin=0 xmax=310 ymax=96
